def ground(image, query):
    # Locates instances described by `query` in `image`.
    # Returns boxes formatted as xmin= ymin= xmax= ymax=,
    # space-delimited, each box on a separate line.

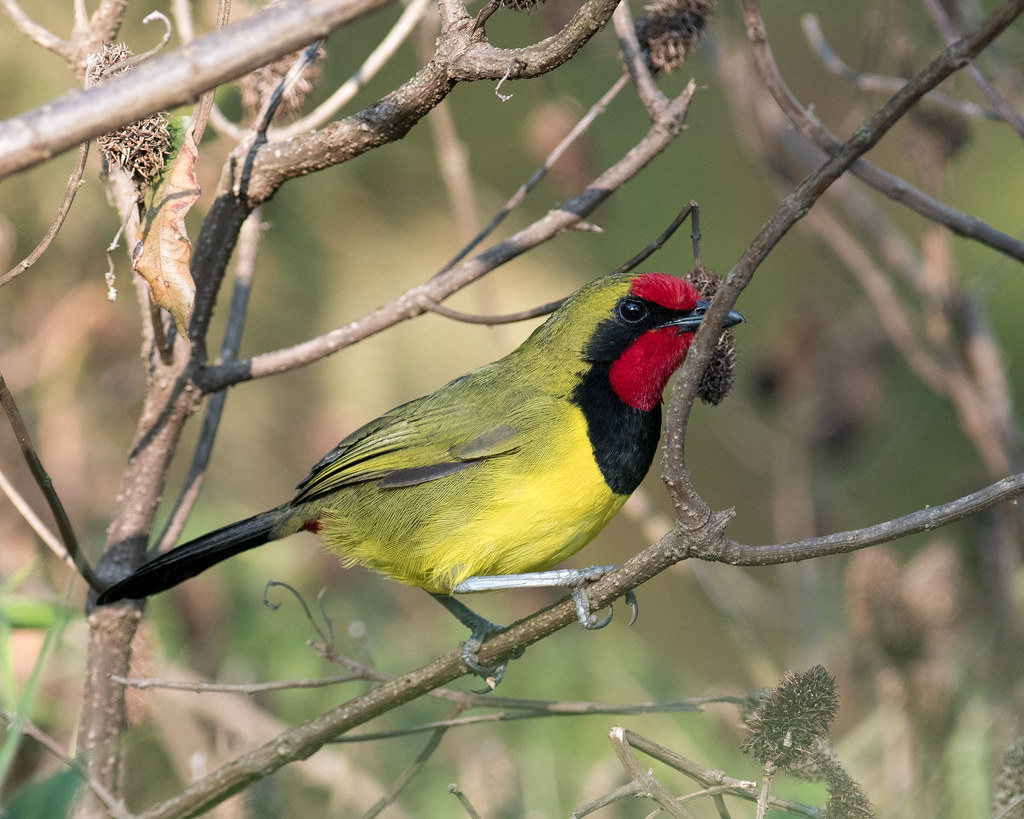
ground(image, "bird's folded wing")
xmin=292 ymin=396 xmax=524 ymax=502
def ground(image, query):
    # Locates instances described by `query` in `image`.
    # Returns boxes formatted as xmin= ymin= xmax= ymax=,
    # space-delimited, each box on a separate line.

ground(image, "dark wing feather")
xmin=293 ymin=389 xmax=524 ymax=503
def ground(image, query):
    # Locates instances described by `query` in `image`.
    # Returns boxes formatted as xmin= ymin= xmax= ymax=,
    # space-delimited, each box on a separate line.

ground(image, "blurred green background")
xmin=1 ymin=0 xmax=1023 ymax=816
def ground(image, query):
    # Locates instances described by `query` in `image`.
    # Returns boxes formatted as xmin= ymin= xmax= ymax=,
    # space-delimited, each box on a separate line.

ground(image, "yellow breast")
xmin=318 ymin=405 xmax=625 ymax=594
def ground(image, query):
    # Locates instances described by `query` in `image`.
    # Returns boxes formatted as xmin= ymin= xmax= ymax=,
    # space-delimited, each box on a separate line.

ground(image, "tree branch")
xmin=705 ymin=473 xmax=1024 ymax=566
xmin=236 ymin=0 xmax=623 ymax=204
xmin=0 ymin=0 xmax=394 ymax=178
xmin=741 ymin=0 xmax=1024 ymax=265
xmin=197 ymin=80 xmax=699 ymax=391
xmin=667 ymin=0 xmax=1024 ymax=510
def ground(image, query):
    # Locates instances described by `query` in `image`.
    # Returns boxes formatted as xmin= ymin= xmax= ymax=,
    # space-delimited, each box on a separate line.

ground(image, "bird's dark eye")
xmin=618 ymin=298 xmax=648 ymax=324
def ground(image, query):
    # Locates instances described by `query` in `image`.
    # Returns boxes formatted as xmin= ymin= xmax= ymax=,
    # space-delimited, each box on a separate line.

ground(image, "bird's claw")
xmin=569 ymin=566 xmax=639 ymax=630
xmin=625 ymin=589 xmax=639 ymax=626
xmin=460 ymin=634 xmax=524 ymax=692
xmin=572 ymin=584 xmax=614 ymax=629
xmin=461 ymin=637 xmax=508 ymax=690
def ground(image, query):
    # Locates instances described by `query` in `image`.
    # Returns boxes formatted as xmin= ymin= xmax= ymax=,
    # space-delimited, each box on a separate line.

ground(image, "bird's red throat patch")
xmin=609 ymin=329 xmax=692 ymax=411
xmin=608 ymin=274 xmax=699 ymax=411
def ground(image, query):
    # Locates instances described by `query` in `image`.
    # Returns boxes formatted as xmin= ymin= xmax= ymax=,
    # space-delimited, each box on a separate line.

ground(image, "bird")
xmin=97 ymin=271 xmax=743 ymax=677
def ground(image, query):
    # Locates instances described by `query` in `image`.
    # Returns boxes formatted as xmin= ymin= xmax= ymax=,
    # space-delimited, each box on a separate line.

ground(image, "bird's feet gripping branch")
xmin=96 ymin=271 xmax=743 ymax=688
xmin=436 ymin=564 xmax=639 ymax=685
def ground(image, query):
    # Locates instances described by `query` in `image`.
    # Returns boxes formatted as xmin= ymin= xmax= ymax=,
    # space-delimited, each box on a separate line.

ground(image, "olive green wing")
xmin=292 ymin=390 xmax=524 ymax=503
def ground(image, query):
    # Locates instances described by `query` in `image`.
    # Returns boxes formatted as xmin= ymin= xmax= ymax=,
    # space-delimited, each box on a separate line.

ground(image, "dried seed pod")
xmin=239 ymin=48 xmax=324 ymax=121
xmin=497 ymin=0 xmax=543 ymax=11
xmin=741 ymin=665 xmax=840 ymax=768
xmin=994 ymin=739 xmax=1024 ymax=819
xmin=635 ymin=0 xmax=715 ymax=75
xmin=90 ymin=43 xmax=173 ymax=194
xmin=684 ymin=265 xmax=737 ymax=405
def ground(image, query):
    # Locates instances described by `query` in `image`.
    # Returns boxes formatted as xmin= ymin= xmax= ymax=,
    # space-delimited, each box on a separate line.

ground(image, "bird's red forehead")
xmin=629 ymin=273 xmax=698 ymax=311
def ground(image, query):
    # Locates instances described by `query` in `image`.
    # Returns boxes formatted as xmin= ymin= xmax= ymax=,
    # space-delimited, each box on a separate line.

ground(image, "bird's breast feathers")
xmin=314 ymin=403 xmax=624 ymax=594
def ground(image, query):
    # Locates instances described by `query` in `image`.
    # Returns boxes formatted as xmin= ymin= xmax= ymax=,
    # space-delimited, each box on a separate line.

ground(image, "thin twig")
xmin=360 ymin=706 xmax=461 ymax=818
xmin=94 ymin=10 xmax=174 ymax=78
xmin=170 ymin=0 xmax=244 ymax=141
xmin=801 ymin=14 xmax=1000 ymax=121
xmin=1 ymin=142 xmax=89 ymax=286
xmin=333 ymin=697 xmax=708 ymax=742
xmin=740 ymin=0 xmax=1024 ymax=265
xmin=447 ymin=784 xmax=485 ymax=819
xmin=111 ymin=671 xmax=363 ymax=693
xmin=609 ymin=726 xmax=694 ymax=818
xmin=615 ymin=728 xmax=821 ymax=818
xmin=800 ymin=204 xmax=947 ymax=393
xmin=416 ymin=295 xmax=563 ymax=325
xmin=612 ymin=0 xmax=668 ymax=116
xmin=277 ymin=0 xmax=434 ymax=138
xmin=0 ymin=374 xmax=102 ymax=590
xmin=920 ymin=0 xmax=1024 ymax=137
xmin=0 ymin=467 xmax=67 ymax=567
xmin=754 ymin=761 xmax=774 ymax=819
xmin=434 ymin=71 xmax=630 ymax=278
xmin=0 ymin=0 xmax=72 ymax=57
xmin=415 ymin=8 xmax=479 ymax=243
xmin=187 ymin=0 xmax=233 ymax=148
xmin=0 ymin=709 xmax=133 ymax=819
xmin=710 ymin=472 xmax=1024 ymax=566
xmin=571 ymin=781 xmax=644 ymax=817
xmin=610 ymin=201 xmax=699 ymax=275
xmin=252 ymin=40 xmax=324 ymax=137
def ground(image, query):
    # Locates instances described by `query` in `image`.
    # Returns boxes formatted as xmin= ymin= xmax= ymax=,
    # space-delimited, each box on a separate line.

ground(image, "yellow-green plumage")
xmin=97 ymin=271 xmax=742 ymax=611
xmin=285 ymin=275 xmax=641 ymax=593
xmin=306 ymin=391 xmax=619 ymax=593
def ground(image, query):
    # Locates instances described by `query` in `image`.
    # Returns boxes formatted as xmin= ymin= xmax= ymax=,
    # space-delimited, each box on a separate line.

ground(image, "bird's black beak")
xmin=663 ymin=299 xmax=745 ymax=333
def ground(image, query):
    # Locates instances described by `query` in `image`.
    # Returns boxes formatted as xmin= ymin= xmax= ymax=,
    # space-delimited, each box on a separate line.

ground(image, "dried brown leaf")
xmin=132 ymin=124 xmax=199 ymax=338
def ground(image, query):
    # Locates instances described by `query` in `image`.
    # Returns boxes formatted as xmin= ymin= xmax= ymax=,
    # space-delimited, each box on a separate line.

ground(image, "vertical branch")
xmin=0 ymin=375 xmax=100 ymax=588
xmin=663 ymin=0 xmax=1024 ymax=516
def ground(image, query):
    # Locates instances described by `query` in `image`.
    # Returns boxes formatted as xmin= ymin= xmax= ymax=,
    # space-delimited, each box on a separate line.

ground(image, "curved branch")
xmin=1 ymin=142 xmax=89 ymax=286
xmin=197 ymin=81 xmax=699 ymax=391
xmin=920 ymin=0 xmax=1024 ymax=138
xmin=0 ymin=0 xmax=72 ymax=57
xmin=666 ymin=0 xmax=1024 ymax=511
xmin=744 ymin=0 xmax=1024 ymax=264
xmin=800 ymin=14 xmax=1000 ymax=122
xmin=0 ymin=0 xmax=394 ymax=179
xmin=708 ymin=473 xmax=1024 ymax=566
xmin=239 ymin=0 xmax=623 ymax=204
xmin=446 ymin=0 xmax=621 ymax=80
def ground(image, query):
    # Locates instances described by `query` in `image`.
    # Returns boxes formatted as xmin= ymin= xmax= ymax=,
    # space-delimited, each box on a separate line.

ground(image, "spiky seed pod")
xmin=497 ymin=0 xmax=543 ymax=11
xmin=787 ymin=740 xmax=836 ymax=783
xmin=741 ymin=665 xmax=840 ymax=769
xmin=844 ymin=547 xmax=923 ymax=661
xmin=239 ymin=49 xmax=324 ymax=121
xmin=684 ymin=266 xmax=737 ymax=405
xmin=993 ymin=739 xmax=1024 ymax=818
xmin=822 ymin=758 xmax=876 ymax=819
xmin=634 ymin=0 xmax=715 ymax=75
xmin=90 ymin=43 xmax=172 ymax=195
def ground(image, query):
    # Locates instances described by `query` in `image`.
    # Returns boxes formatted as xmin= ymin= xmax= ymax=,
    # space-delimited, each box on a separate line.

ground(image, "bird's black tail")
xmin=97 ymin=510 xmax=282 ymax=604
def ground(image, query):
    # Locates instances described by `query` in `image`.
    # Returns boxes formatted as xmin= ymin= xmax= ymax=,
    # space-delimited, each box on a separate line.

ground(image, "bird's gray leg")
xmin=430 ymin=593 xmax=520 ymax=687
xmin=452 ymin=565 xmax=638 ymax=630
